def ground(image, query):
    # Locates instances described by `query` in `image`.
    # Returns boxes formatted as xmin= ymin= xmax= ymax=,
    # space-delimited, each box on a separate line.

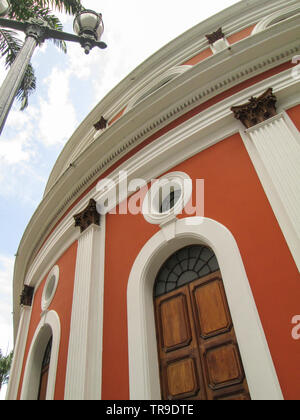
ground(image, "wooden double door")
xmin=154 ymin=271 xmax=251 ymax=400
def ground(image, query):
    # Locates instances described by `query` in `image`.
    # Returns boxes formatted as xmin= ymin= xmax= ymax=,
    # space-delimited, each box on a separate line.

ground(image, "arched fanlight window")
xmin=38 ymin=336 xmax=52 ymax=400
xmin=154 ymin=245 xmax=219 ymax=297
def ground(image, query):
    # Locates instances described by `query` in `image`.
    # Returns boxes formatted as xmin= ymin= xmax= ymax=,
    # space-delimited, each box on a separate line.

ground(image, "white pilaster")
xmin=64 ymin=221 xmax=105 ymax=400
xmin=241 ymin=112 xmax=300 ymax=270
xmin=6 ymin=306 xmax=31 ymax=400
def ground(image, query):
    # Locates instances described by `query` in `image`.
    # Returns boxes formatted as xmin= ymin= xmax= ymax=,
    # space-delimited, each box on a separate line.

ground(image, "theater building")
xmin=6 ymin=0 xmax=300 ymax=400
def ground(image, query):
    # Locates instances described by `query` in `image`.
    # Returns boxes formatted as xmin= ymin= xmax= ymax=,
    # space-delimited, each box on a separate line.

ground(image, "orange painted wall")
xmin=287 ymin=104 xmax=300 ymax=131
xmin=17 ymin=241 xmax=78 ymax=400
xmin=102 ymin=132 xmax=300 ymax=400
xmin=227 ymin=25 xmax=256 ymax=45
xmin=183 ymin=48 xmax=213 ymax=66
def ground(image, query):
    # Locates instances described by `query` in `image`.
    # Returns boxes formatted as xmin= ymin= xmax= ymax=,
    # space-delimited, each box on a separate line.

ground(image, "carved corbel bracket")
xmin=205 ymin=27 xmax=225 ymax=45
xmin=74 ymin=199 xmax=100 ymax=233
xmin=20 ymin=285 xmax=34 ymax=306
xmin=231 ymin=88 xmax=277 ymax=129
xmin=94 ymin=116 xmax=108 ymax=131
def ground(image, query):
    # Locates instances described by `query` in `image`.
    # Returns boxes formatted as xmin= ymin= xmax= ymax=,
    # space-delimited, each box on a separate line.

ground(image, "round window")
xmin=142 ymin=171 xmax=192 ymax=225
xmin=41 ymin=266 xmax=59 ymax=311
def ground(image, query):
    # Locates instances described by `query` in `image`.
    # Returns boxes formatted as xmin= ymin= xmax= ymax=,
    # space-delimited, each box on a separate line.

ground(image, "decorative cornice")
xmin=205 ymin=27 xmax=225 ymax=45
xmin=74 ymin=198 xmax=100 ymax=233
xmin=231 ymin=88 xmax=278 ymax=128
xmin=20 ymin=285 xmax=34 ymax=306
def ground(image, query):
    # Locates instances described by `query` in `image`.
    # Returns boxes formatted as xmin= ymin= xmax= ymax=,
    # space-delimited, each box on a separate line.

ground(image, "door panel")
xmin=204 ymin=342 xmax=245 ymax=390
xmin=159 ymin=293 xmax=192 ymax=352
xmin=154 ymin=271 xmax=251 ymax=400
xmin=191 ymin=276 xmax=232 ymax=338
xmin=166 ymin=356 xmax=199 ymax=399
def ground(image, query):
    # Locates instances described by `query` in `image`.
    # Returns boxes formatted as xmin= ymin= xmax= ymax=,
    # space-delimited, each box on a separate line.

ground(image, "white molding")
xmin=64 ymin=223 xmax=104 ymax=400
xmin=24 ymin=216 xmax=80 ymax=289
xmin=252 ymin=3 xmax=300 ymax=35
xmin=240 ymin=112 xmax=300 ymax=271
xmin=127 ymin=217 xmax=283 ymax=400
xmin=210 ymin=38 xmax=230 ymax=55
xmin=20 ymin=310 xmax=61 ymax=400
xmin=124 ymin=66 xmax=191 ymax=114
xmin=6 ymin=306 xmax=32 ymax=400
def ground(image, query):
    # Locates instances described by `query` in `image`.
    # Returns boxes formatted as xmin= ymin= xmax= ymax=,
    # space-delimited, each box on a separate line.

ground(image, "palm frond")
xmin=39 ymin=0 xmax=84 ymax=14
xmin=8 ymin=1 xmax=83 ymax=20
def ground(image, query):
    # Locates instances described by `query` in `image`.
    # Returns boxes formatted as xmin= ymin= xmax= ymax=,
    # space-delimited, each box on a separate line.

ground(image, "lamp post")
xmin=0 ymin=1 xmax=106 ymax=135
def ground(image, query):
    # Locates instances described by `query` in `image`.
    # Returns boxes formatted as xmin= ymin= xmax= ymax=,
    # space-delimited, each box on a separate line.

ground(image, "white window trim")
xmin=127 ymin=216 xmax=283 ymax=400
xmin=142 ymin=171 xmax=193 ymax=226
xmin=41 ymin=265 xmax=59 ymax=311
xmin=20 ymin=310 xmax=61 ymax=400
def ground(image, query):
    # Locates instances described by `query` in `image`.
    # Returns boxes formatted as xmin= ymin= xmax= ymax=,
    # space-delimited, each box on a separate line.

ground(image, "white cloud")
xmin=0 ymin=136 xmax=30 ymax=164
xmin=0 ymin=105 xmax=36 ymax=170
xmin=38 ymin=67 xmax=78 ymax=146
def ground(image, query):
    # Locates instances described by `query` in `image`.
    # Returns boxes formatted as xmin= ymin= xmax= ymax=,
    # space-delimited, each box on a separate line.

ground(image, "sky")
xmin=0 ymin=0 xmax=240 ymax=399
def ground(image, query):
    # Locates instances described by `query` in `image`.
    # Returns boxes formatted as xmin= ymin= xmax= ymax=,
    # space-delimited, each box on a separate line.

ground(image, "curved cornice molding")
xmin=44 ymin=0 xmax=298 ymax=196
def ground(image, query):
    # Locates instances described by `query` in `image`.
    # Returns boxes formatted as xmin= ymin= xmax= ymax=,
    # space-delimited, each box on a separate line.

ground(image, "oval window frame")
xmin=142 ymin=171 xmax=192 ymax=225
xmin=41 ymin=265 xmax=59 ymax=311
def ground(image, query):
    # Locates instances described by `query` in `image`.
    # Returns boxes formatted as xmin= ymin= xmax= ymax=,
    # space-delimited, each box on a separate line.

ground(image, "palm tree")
xmin=0 ymin=349 xmax=13 ymax=392
xmin=0 ymin=0 xmax=83 ymax=109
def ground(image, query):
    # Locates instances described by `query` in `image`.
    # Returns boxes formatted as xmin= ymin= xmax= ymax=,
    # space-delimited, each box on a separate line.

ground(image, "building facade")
xmin=7 ymin=0 xmax=300 ymax=400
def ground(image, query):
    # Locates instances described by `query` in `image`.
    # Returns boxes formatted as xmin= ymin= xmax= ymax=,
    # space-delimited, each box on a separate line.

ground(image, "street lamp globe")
xmin=73 ymin=9 xmax=104 ymax=53
xmin=0 ymin=0 xmax=9 ymax=17
xmin=73 ymin=10 xmax=104 ymax=54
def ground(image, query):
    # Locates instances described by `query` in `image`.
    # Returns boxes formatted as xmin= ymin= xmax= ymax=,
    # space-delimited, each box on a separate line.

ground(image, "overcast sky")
xmin=0 ymin=0 xmax=240 ymax=399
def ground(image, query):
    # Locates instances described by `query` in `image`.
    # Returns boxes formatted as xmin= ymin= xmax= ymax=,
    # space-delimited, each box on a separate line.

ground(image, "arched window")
xmin=38 ymin=337 xmax=52 ymax=400
xmin=21 ymin=310 xmax=60 ymax=400
xmin=154 ymin=245 xmax=219 ymax=297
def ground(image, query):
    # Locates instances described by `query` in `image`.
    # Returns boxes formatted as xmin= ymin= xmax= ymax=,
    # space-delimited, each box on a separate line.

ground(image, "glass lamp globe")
xmin=0 ymin=0 xmax=10 ymax=17
xmin=73 ymin=9 xmax=104 ymax=41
